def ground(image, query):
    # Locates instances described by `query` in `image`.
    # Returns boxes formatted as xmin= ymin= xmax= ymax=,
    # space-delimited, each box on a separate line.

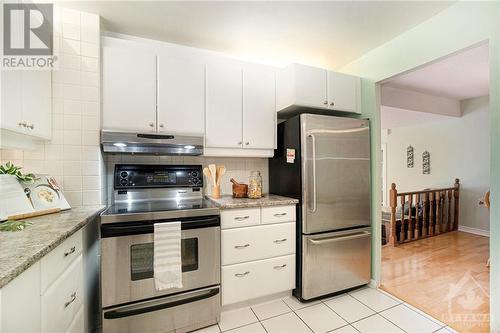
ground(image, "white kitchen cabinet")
xmin=276 ymin=63 xmax=361 ymax=114
xmin=327 ymin=71 xmax=361 ymax=113
xmin=102 ymin=42 xmax=157 ymax=132
xmin=157 ymin=57 xmax=205 ymax=135
xmin=242 ymin=67 xmax=276 ymax=149
xmin=205 ymin=64 xmax=243 ymax=148
xmin=0 ymin=69 xmax=52 ymax=143
xmin=220 ymin=204 xmax=296 ymax=306
xmin=0 ymin=262 xmax=41 ymax=333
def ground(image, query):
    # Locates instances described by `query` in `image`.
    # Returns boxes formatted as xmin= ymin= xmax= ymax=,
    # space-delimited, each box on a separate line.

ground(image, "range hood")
xmin=101 ymin=131 xmax=203 ymax=156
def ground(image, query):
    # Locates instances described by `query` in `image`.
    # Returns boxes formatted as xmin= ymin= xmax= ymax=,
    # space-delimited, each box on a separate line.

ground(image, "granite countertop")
xmin=206 ymin=194 xmax=299 ymax=209
xmin=0 ymin=206 xmax=105 ymax=288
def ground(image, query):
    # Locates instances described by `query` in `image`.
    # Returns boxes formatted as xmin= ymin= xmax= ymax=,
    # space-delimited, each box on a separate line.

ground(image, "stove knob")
xmin=191 ymin=171 xmax=199 ymax=178
xmin=120 ymin=179 xmax=128 ymax=186
xmin=120 ymin=171 xmax=128 ymax=178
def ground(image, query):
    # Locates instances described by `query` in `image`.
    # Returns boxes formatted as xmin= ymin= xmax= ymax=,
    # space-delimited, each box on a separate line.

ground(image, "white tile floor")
xmin=193 ymin=287 xmax=460 ymax=333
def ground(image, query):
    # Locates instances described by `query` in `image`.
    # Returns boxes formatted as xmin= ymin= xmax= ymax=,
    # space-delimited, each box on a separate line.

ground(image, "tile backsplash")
xmin=105 ymin=154 xmax=269 ymax=203
xmin=0 ymin=7 xmax=104 ymax=207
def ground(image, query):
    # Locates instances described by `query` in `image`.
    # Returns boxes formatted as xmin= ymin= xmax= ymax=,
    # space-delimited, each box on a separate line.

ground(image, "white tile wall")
xmin=105 ymin=155 xmax=269 ymax=204
xmin=0 ymin=6 xmax=104 ymax=208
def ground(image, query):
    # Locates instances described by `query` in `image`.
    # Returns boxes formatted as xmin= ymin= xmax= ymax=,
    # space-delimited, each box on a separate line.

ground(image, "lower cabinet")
xmin=221 ymin=205 xmax=296 ymax=306
xmin=222 ymin=255 xmax=295 ymax=306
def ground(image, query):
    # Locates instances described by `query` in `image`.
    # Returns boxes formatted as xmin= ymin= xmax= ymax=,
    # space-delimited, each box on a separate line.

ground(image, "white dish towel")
xmin=154 ymin=221 xmax=183 ymax=290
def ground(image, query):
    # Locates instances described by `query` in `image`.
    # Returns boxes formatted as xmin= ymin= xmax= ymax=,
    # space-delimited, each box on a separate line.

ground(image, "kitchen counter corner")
xmin=0 ymin=205 xmax=105 ymax=288
xmin=206 ymin=194 xmax=298 ymax=209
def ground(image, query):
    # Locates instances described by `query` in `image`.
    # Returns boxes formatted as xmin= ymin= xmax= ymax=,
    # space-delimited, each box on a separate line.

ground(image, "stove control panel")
xmin=114 ymin=164 xmax=203 ymax=189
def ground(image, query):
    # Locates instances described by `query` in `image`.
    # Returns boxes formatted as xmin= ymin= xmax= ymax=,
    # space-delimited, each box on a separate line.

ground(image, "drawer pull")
xmin=273 ymin=213 xmax=287 ymax=217
xmin=235 ymin=271 xmax=250 ymax=278
xmin=234 ymin=216 xmax=250 ymax=221
xmin=273 ymin=264 xmax=287 ymax=270
xmin=64 ymin=292 xmax=77 ymax=308
xmin=274 ymin=238 xmax=287 ymax=244
xmin=64 ymin=246 xmax=76 ymax=257
xmin=234 ymin=244 xmax=250 ymax=249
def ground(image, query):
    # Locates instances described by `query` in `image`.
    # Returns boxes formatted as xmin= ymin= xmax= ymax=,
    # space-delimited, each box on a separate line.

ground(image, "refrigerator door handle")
xmin=309 ymin=231 xmax=371 ymax=245
xmin=307 ymin=133 xmax=317 ymax=213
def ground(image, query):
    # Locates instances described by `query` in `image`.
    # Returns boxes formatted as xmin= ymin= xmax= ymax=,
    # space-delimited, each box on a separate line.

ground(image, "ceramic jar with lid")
xmin=248 ymin=171 xmax=262 ymax=199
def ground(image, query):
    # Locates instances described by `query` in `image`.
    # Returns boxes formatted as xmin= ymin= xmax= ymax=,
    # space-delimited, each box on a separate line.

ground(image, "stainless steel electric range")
xmin=100 ymin=164 xmax=220 ymax=333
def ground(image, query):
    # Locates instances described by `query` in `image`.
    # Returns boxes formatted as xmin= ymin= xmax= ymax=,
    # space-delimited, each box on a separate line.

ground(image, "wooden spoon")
xmin=208 ymin=164 xmax=217 ymax=186
xmin=216 ymin=165 xmax=226 ymax=186
xmin=203 ymin=167 xmax=212 ymax=184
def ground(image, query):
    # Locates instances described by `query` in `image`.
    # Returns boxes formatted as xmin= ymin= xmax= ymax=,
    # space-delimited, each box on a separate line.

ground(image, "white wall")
xmin=0 ymin=6 xmax=104 ymax=207
xmin=382 ymin=96 xmax=490 ymax=231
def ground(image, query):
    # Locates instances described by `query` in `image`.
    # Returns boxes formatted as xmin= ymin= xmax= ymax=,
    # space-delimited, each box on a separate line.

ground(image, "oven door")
xmin=101 ymin=216 xmax=220 ymax=308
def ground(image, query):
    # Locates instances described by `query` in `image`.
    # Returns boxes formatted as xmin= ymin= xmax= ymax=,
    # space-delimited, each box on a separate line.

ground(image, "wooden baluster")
xmin=415 ymin=193 xmax=421 ymax=239
xmin=407 ymin=193 xmax=413 ymax=241
xmin=389 ymin=183 xmax=397 ymax=246
xmin=429 ymin=192 xmax=435 ymax=236
xmin=435 ymin=191 xmax=441 ymax=235
xmin=400 ymin=194 xmax=406 ymax=242
xmin=447 ymin=190 xmax=453 ymax=232
xmin=422 ymin=192 xmax=428 ymax=238
xmin=453 ymin=179 xmax=460 ymax=230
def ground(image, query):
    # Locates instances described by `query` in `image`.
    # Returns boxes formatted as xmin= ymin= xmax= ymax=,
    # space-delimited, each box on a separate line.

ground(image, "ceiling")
xmin=384 ymin=43 xmax=489 ymax=100
xmin=381 ymin=106 xmax=454 ymax=130
xmin=56 ymin=1 xmax=455 ymax=69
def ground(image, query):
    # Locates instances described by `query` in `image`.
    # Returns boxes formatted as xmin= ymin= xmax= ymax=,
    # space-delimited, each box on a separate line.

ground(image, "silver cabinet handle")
xmin=159 ymin=123 xmax=164 ymax=128
xmin=323 ymin=100 xmax=328 ymax=105
xmin=237 ymin=141 xmax=242 ymax=145
xmin=235 ymin=271 xmax=250 ymax=278
xmin=64 ymin=246 xmax=76 ymax=257
xmin=245 ymin=142 xmax=249 ymax=145
xmin=26 ymin=123 xmax=34 ymax=130
xmin=330 ymin=102 xmax=334 ymax=106
xmin=234 ymin=216 xmax=250 ymax=221
xmin=273 ymin=213 xmax=287 ymax=217
xmin=18 ymin=121 xmax=27 ymax=127
xmin=64 ymin=292 xmax=77 ymax=308
xmin=149 ymin=122 xmax=155 ymax=127
xmin=234 ymin=244 xmax=250 ymax=249
xmin=307 ymin=134 xmax=317 ymax=213
xmin=274 ymin=238 xmax=287 ymax=244
xmin=273 ymin=264 xmax=287 ymax=270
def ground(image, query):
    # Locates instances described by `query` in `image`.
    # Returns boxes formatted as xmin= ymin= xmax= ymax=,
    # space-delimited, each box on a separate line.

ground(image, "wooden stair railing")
xmin=388 ymin=179 xmax=460 ymax=246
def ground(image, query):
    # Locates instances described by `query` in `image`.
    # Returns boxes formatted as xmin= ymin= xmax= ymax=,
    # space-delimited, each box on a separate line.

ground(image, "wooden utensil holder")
xmin=212 ymin=185 xmax=221 ymax=199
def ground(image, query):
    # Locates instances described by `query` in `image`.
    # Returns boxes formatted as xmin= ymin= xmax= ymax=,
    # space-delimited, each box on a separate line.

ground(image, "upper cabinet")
xmin=1 ymin=69 xmax=52 ymax=144
xmin=157 ymin=57 xmax=205 ymax=135
xmin=102 ymin=42 xmax=157 ymax=132
xmin=102 ymin=39 xmax=205 ymax=135
xmin=204 ymin=64 xmax=276 ymax=156
xmin=276 ymin=63 xmax=361 ymax=115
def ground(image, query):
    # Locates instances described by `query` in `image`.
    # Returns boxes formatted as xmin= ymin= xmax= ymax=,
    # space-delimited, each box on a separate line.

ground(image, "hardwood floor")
xmin=381 ymin=231 xmax=489 ymax=333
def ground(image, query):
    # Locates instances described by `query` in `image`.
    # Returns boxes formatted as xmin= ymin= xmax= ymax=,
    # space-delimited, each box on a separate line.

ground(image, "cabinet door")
xmin=0 ymin=70 xmax=23 ymax=133
xmin=157 ymin=57 xmax=204 ymax=135
xmin=327 ymin=71 xmax=360 ymax=113
xmin=205 ymin=64 xmax=242 ymax=148
xmin=21 ymin=70 xmax=52 ymax=139
xmin=102 ymin=44 xmax=157 ymax=132
xmin=242 ymin=68 xmax=275 ymax=149
xmin=294 ymin=64 xmax=327 ymax=108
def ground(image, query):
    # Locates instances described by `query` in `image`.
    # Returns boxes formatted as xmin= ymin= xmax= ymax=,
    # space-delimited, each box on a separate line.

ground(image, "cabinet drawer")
xmin=222 ymin=255 xmax=295 ymax=306
xmin=221 ymin=208 xmax=260 ymax=229
xmin=261 ymin=205 xmax=296 ymax=224
xmin=41 ymin=254 xmax=83 ymax=333
xmin=41 ymin=229 xmax=82 ymax=292
xmin=222 ymin=222 xmax=295 ymax=265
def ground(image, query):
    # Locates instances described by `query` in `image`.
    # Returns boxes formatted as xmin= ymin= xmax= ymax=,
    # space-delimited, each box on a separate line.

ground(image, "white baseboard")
xmin=458 ymin=225 xmax=490 ymax=237
xmin=369 ymin=279 xmax=380 ymax=288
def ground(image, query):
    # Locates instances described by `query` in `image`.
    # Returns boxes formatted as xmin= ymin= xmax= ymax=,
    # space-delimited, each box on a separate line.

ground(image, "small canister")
xmin=248 ymin=171 xmax=262 ymax=199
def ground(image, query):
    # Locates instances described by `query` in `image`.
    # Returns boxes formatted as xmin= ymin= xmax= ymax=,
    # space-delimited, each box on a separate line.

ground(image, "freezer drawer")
xmin=301 ymin=227 xmax=371 ymax=300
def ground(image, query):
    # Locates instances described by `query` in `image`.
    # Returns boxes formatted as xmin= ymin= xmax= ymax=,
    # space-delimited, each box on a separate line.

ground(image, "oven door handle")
xmin=103 ymin=286 xmax=219 ymax=320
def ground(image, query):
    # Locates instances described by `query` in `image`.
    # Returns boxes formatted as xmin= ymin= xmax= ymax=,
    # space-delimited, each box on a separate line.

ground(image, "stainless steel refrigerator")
xmin=270 ymin=114 xmax=371 ymax=301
